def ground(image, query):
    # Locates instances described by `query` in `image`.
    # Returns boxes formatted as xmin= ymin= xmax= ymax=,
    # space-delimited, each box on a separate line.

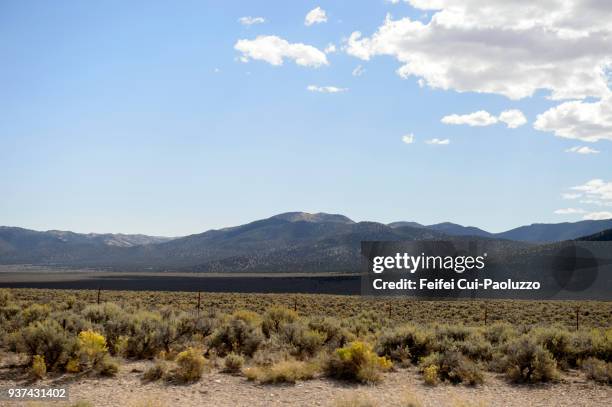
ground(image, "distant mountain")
xmin=387 ymin=218 xmax=612 ymax=242
xmin=2 ymin=212 xmax=611 ymax=272
xmin=122 ymin=216 xmax=447 ymax=272
xmin=576 ymin=228 xmax=612 ymax=241
xmin=270 ymin=212 xmax=354 ymax=224
xmin=46 ymin=230 xmax=172 ymax=247
xmin=496 ymin=220 xmax=612 ymax=242
xmin=388 ymin=221 xmax=424 ymax=229
xmin=0 ymin=213 xmax=448 ymax=272
xmin=425 ymin=222 xmax=493 ymax=238
xmin=0 ymin=226 xmax=173 ymax=264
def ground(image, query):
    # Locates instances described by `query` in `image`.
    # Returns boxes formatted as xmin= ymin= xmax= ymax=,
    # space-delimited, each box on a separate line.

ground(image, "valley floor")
xmin=0 ymin=355 xmax=609 ymax=407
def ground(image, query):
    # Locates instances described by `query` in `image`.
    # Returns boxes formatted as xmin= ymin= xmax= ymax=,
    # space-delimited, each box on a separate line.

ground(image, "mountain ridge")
xmin=1 ymin=212 xmax=611 ymax=272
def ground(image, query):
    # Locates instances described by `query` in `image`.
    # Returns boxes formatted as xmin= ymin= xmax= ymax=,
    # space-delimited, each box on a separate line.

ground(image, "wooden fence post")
xmin=97 ymin=286 xmax=101 ymax=305
xmin=484 ymin=303 xmax=488 ymax=326
xmin=197 ymin=291 xmax=201 ymax=317
xmin=576 ymin=306 xmax=579 ymax=331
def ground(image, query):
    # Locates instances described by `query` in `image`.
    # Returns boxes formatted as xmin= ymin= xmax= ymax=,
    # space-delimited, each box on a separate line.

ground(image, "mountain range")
xmin=1 ymin=212 xmax=611 ymax=272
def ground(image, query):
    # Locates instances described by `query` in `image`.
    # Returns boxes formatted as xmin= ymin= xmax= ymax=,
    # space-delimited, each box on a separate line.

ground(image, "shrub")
xmin=143 ymin=360 xmax=168 ymax=382
xmin=223 ymin=353 xmax=244 ymax=373
xmin=325 ymin=341 xmax=392 ymax=383
xmin=503 ymin=336 xmax=558 ymax=383
xmin=567 ymin=329 xmax=612 ymax=365
xmin=176 ymin=312 xmax=219 ymax=339
xmin=96 ymin=355 xmax=119 ymax=376
xmin=422 ymin=364 xmax=439 ymax=386
xmin=419 ymin=351 xmax=483 ymax=385
xmin=83 ymin=303 xmax=124 ymax=324
xmin=124 ymin=311 xmax=165 ymax=359
xmin=590 ymin=328 xmax=612 ymax=362
xmin=454 ymin=336 xmax=493 ymax=362
xmin=376 ymin=325 xmax=433 ymax=364
xmin=308 ymin=317 xmax=353 ymax=350
xmin=51 ymin=311 xmax=92 ymax=335
xmin=0 ymin=288 xmax=12 ymax=307
xmin=582 ymin=358 xmax=611 ymax=384
xmin=261 ymin=306 xmax=298 ymax=337
xmin=251 ymin=337 xmax=293 ymax=367
xmin=435 ymin=324 xmax=472 ymax=342
xmin=22 ymin=304 xmax=51 ymax=325
xmin=208 ymin=317 xmax=263 ymax=356
xmin=483 ymin=323 xmax=517 ymax=345
xmin=17 ymin=319 xmax=74 ymax=370
xmin=232 ymin=310 xmax=262 ymax=325
xmin=244 ymin=360 xmax=317 ymax=384
xmin=173 ymin=347 xmax=206 ymax=383
xmin=279 ymin=322 xmax=325 ymax=357
xmin=66 ymin=358 xmax=81 ymax=373
xmin=533 ymin=327 xmax=572 ymax=368
xmin=31 ymin=355 xmax=46 ymax=380
xmin=77 ymin=330 xmax=108 ymax=368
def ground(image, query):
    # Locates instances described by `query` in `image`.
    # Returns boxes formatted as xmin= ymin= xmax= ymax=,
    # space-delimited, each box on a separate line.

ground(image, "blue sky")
xmin=1 ymin=0 xmax=611 ymax=236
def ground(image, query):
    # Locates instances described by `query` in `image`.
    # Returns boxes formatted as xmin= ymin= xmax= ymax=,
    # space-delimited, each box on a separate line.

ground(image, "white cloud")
xmin=441 ymin=109 xmax=527 ymax=128
xmin=213 ymin=68 xmax=221 ymax=73
xmin=402 ymin=134 xmax=415 ymax=144
xmin=234 ymin=36 xmax=328 ymax=68
xmin=583 ymin=211 xmax=612 ymax=220
xmin=571 ymin=179 xmax=612 ymax=204
xmin=498 ymin=109 xmax=527 ymax=128
xmin=441 ymin=110 xmax=498 ymax=127
xmin=426 ymin=138 xmax=450 ymax=145
xmin=565 ymin=146 xmax=600 ymax=154
xmin=534 ymin=97 xmax=612 ymax=142
xmin=344 ymin=2 xmax=612 ymax=101
xmin=557 ymin=179 xmax=612 ymax=218
xmin=307 ymin=85 xmax=348 ymax=93
xmin=324 ymin=43 xmax=336 ymax=54
xmin=352 ymin=65 xmax=366 ymax=77
xmin=238 ymin=16 xmax=266 ymax=26
xmin=305 ymin=7 xmax=327 ymax=26
xmin=554 ymin=208 xmax=586 ymax=215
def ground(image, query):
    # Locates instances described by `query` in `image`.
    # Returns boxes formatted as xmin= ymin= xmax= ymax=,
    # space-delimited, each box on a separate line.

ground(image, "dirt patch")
xmin=0 ymin=358 xmax=609 ymax=407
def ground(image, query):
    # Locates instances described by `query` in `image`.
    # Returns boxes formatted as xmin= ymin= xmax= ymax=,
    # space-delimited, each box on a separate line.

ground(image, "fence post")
xmin=97 ymin=286 xmax=101 ymax=304
xmin=293 ymin=298 xmax=297 ymax=312
xmin=484 ymin=303 xmax=488 ymax=326
xmin=576 ymin=306 xmax=579 ymax=331
xmin=388 ymin=303 xmax=392 ymax=319
xmin=197 ymin=291 xmax=201 ymax=318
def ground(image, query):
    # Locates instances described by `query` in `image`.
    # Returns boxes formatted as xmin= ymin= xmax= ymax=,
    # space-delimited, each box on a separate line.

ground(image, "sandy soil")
xmin=0 ymin=355 xmax=609 ymax=407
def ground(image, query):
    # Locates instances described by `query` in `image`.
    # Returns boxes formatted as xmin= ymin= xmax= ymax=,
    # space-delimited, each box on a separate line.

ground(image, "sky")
xmin=1 ymin=0 xmax=611 ymax=236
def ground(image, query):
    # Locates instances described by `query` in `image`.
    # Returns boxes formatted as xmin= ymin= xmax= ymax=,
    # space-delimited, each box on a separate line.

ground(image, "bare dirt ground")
xmin=0 ymin=354 xmax=609 ymax=407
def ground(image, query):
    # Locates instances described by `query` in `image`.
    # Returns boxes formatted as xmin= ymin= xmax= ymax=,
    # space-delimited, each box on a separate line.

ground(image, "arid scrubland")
xmin=0 ymin=288 xmax=610 ymax=406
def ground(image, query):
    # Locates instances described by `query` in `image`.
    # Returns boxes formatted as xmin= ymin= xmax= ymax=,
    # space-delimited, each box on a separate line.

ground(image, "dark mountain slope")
xmin=426 ymin=222 xmax=493 ymax=238
xmin=497 ymin=220 xmax=612 ymax=242
xmin=576 ymin=228 xmax=612 ymax=241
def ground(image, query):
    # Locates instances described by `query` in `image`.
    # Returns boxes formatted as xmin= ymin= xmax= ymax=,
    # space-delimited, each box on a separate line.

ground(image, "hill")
xmin=496 ymin=220 xmax=612 ymax=242
xmin=2 ymin=212 xmax=611 ymax=272
xmin=576 ymin=228 xmax=612 ymax=241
